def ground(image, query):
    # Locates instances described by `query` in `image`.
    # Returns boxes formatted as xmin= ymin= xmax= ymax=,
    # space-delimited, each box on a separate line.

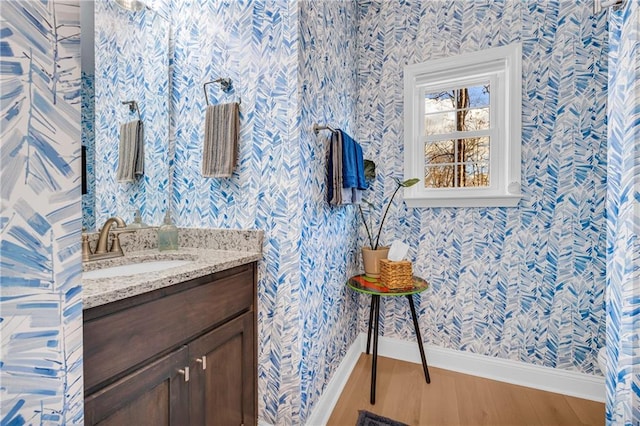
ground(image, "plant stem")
xmin=359 ymin=204 xmax=375 ymax=249
xmin=374 ymin=183 xmax=402 ymax=250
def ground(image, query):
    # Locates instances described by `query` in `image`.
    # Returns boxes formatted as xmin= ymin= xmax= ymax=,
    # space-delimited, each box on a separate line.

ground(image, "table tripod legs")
xmin=370 ymin=295 xmax=380 ymax=404
xmin=366 ymin=295 xmax=376 ymax=354
xmin=408 ymin=295 xmax=431 ymax=383
xmin=366 ymin=294 xmax=430 ymax=405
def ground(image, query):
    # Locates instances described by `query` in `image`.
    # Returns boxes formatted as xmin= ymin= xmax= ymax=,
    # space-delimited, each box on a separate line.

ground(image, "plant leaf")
xmin=364 ymin=159 xmax=376 ymax=180
xmin=400 ymin=178 xmax=420 ymax=187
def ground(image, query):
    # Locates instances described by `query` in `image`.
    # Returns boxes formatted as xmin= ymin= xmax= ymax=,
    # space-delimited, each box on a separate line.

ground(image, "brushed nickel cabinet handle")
xmin=196 ymin=356 xmax=207 ymax=370
xmin=178 ymin=366 xmax=190 ymax=382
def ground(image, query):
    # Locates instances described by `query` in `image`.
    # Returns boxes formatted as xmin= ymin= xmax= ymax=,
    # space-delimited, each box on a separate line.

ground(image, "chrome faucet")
xmin=83 ymin=216 xmax=135 ymax=262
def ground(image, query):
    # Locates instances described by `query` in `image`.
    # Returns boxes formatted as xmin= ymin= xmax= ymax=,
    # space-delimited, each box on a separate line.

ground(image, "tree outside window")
xmin=423 ymin=84 xmax=490 ymax=189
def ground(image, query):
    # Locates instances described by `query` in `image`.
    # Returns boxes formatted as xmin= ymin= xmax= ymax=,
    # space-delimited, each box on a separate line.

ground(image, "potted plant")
xmin=360 ymin=160 xmax=419 ymax=277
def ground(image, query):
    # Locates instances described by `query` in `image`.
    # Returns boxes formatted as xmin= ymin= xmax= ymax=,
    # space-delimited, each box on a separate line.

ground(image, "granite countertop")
xmin=82 ymin=247 xmax=261 ymax=309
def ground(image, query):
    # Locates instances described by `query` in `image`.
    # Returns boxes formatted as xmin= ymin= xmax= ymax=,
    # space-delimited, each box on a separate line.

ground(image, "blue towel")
xmin=340 ymin=130 xmax=358 ymax=188
xmin=327 ymin=130 xmax=367 ymax=205
xmin=355 ymin=142 xmax=367 ymax=190
xmin=340 ymin=130 xmax=367 ymax=191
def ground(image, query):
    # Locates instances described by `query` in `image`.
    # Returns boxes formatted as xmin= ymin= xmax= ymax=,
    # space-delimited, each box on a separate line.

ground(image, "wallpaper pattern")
xmin=93 ymin=1 xmax=170 ymax=229
xmin=298 ymin=1 xmax=360 ymax=422
xmin=170 ymin=1 xmax=361 ymax=423
xmin=356 ymin=0 xmax=608 ymax=375
xmin=4 ymin=0 xmax=633 ymax=424
xmin=171 ymin=1 xmax=304 ymax=423
xmin=0 ymin=1 xmax=84 ymax=424
xmin=82 ymin=71 xmax=95 ymax=231
xmin=606 ymin=0 xmax=640 ymax=423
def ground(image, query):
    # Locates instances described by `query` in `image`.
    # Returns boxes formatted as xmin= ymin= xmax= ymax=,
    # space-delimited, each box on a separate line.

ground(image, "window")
xmin=403 ymin=44 xmax=522 ymax=208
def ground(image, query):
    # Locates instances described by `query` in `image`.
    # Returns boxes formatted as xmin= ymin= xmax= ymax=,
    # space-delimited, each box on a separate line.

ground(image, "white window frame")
xmin=403 ymin=43 xmax=522 ymax=208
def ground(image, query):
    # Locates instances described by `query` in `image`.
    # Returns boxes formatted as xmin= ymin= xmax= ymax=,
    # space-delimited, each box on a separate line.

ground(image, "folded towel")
xmin=116 ymin=119 xmax=144 ymax=183
xmin=351 ymin=188 xmax=363 ymax=204
xmin=340 ymin=130 xmax=367 ymax=191
xmin=202 ymin=102 xmax=240 ymax=178
xmin=341 ymin=130 xmax=358 ymax=189
xmin=354 ymin=142 xmax=367 ymax=190
xmin=328 ymin=130 xmax=343 ymax=205
xmin=328 ymin=130 xmax=368 ymax=205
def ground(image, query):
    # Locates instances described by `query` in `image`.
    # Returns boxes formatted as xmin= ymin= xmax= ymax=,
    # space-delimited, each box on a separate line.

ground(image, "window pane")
xmin=462 ymin=136 xmax=490 ymax=163
xmin=467 ymin=84 xmax=490 ymax=108
xmin=425 ymin=86 xmax=490 ymax=134
xmin=424 ymin=112 xmax=456 ymax=135
xmin=462 ymin=107 xmax=489 ymax=130
xmin=462 ymin=162 xmax=490 ymax=187
xmin=425 ymin=165 xmax=455 ymax=188
xmin=425 ymin=140 xmax=454 ymax=164
xmin=424 ymin=91 xmax=455 ymax=114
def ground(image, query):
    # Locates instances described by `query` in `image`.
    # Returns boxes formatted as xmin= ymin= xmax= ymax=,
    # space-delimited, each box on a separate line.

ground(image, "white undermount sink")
xmin=83 ymin=260 xmax=192 ymax=280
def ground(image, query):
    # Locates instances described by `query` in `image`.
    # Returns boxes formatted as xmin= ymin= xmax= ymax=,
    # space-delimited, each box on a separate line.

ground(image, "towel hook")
xmin=203 ymin=78 xmax=242 ymax=106
xmin=121 ymin=100 xmax=141 ymax=121
xmin=313 ymin=123 xmax=338 ymax=135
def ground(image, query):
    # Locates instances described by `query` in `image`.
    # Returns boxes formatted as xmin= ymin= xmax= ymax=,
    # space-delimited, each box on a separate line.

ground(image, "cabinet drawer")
xmin=84 ymin=266 xmax=253 ymax=392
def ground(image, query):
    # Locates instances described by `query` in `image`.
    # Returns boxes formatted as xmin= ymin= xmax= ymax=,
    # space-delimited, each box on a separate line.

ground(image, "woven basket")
xmin=379 ymin=259 xmax=413 ymax=289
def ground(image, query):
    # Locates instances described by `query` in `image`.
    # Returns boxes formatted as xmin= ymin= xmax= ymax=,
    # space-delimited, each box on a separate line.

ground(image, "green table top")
xmin=347 ymin=274 xmax=429 ymax=296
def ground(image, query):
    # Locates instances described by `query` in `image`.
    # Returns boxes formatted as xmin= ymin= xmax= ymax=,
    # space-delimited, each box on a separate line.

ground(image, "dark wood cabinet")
xmin=190 ymin=312 xmax=254 ymax=426
xmin=85 ymin=346 xmax=189 ymax=425
xmin=84 ymin=263 xmax=257 ymax=426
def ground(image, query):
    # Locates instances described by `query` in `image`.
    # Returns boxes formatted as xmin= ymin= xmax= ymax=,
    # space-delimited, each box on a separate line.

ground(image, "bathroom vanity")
xmin=82 ymin=229 xmax=263 ymax=426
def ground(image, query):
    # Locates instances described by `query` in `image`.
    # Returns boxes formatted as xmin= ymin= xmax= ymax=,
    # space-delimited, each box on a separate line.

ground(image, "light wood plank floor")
xmin=328 ymin=354 xmax=604 ymax=426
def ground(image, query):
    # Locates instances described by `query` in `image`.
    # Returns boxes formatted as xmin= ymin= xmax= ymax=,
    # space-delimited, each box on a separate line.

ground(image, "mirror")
xmin=81 ymin=0 xmax=170 ymax=231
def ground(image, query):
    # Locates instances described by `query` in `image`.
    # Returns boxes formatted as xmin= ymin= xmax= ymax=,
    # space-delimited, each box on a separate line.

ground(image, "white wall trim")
xmin=403 ymin=43 xmax=523 ymax=208
xmin=376 ymin=335 xmax=605 ymax=403
xmin=305 ymin=334 xmax=365 ymax=426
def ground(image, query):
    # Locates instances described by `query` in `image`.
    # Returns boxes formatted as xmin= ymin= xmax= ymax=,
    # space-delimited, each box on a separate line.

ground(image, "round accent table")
xmin=347 ymin=274 xmax=431 ymax=404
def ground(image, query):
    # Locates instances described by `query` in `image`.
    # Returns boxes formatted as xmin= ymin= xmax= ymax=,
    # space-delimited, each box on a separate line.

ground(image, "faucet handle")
xmin=82 ymin=233 xmax=92 ymax=262
xmin=110 ymin=229 xmax=136 ymax=254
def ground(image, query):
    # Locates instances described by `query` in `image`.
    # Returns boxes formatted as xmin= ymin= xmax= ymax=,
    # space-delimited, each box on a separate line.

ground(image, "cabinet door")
xmin=85 ymin=345 xmax=190 ymax=426
xmin=189 ymin=312 xmax=255 ymax=426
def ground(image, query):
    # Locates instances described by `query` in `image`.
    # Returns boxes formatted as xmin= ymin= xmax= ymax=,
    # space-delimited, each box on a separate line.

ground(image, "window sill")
xmin=404 ymin=193 xmax=522 ymax=208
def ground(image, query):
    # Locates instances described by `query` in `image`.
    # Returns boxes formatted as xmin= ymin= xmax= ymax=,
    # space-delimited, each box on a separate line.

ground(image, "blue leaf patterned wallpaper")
xmin=170 ymin=1 xmax=361 ymax=422
xmin=0 ymin=1 xmax=84 ymax=424
xmin=82 ymin=71 xmax=95 ymax=231
xmin=298 ymin=1 xmax=361 ymax=422
xmin=356 ymin=0 xmax=608 ymax=375
xmin=4 ymin=0 xmax=638 ymax=424
xmin=170 ymin=1 xmax=306 ymax=423
xmin=92 ymin=1 xmax=170 ymax=229
xmin=606 ymin=0 xmax=640 ymax=423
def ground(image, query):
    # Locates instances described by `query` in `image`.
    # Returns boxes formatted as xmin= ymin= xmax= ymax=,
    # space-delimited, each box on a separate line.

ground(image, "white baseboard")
xmin=300 ymin=333 xmax=604 ymax=425
xmin=305 ymin=334 xmax=365 ymax=426
xmin=376 ymin=335 xmax=605 ymax=403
